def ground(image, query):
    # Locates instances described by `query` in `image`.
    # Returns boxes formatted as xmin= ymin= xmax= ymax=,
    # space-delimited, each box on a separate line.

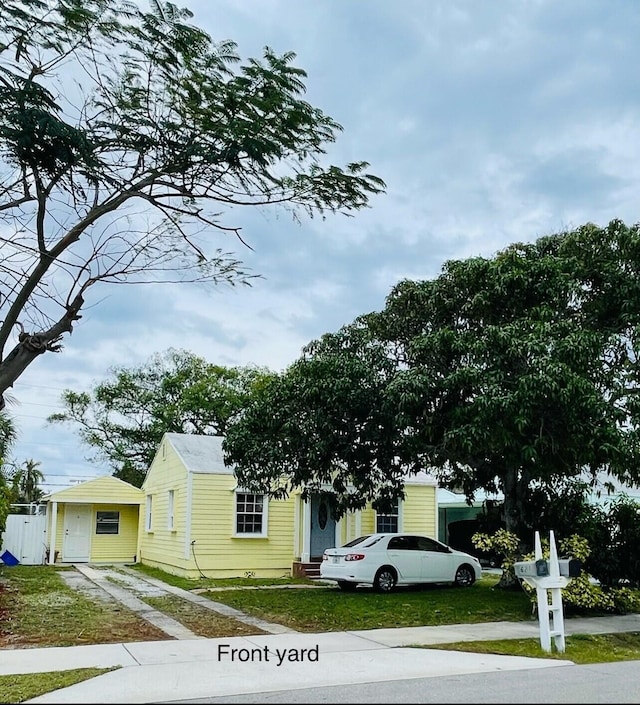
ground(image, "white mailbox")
xmin=516 ymin=531 xmax=579 ymax=654
xmin=514 ymin=559 xmax=549 ymax=578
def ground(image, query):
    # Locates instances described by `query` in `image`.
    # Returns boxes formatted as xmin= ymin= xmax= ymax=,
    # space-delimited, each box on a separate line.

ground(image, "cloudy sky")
xmin=6 ymin=0 xmax=640 ymax=493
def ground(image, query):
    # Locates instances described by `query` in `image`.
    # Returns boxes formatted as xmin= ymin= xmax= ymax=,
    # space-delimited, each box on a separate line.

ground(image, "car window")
xmin=417 ymin=536 xmax=450 ymax=553
xmin=343 ymin=536 xmax=370 ymax=547
xmin=388 ymin=535 xmax=419 ymax=551
xmin=342 ymin=535 xmax=385 ymax=549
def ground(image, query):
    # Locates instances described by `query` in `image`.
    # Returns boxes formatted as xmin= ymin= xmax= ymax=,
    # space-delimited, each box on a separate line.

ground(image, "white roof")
xmin=437 ymin=487 xmax=503 ymax=506
xmin=164 ymin=433 xmax=232 ymax=474
xmin=404 ymin=470 xmax=437 ymax=486
xmin=162 ymin=433 xmax=437 ymax=485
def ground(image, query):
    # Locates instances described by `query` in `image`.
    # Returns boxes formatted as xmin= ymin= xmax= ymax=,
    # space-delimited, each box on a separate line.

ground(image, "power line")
xmin=14 ymin=382 xmax=71 ymax=392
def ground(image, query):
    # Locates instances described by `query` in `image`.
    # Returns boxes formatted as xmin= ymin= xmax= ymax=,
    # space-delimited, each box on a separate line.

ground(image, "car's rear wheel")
xmin=373 ymin=566 xmax=397 ymax=593
xmin=454 ymin=564 xmax=476 ymax=587
xmin=337 ymin=580 xmax=358 ymax=592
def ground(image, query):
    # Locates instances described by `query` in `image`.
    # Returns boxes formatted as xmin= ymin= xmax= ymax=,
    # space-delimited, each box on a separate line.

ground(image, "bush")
xmin=588 ymin=495 xmax=640 ymax=588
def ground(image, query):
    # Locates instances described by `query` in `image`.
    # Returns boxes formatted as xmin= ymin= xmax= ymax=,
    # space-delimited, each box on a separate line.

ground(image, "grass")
xmin=129 ymin=563 xmax=316 ymax=590
xmin=204 ymin=575 xmax=534 ymax=632
xmin=0 ymin=668 xmax=117 ymax=704
xmin=418 ymin=632 xmax=640 ymax=664
xmin=141 ymin=594 xmax=266 ymax=637
xmin=0 ymin=565 xmax=168 ymax=647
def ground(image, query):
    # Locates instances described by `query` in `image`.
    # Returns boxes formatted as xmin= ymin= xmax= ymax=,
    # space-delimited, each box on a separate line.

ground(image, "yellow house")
xmin=139 ymin=433 xmax=438 ymax=579
xmin=44 ymin=476 xmax=144 ymax=564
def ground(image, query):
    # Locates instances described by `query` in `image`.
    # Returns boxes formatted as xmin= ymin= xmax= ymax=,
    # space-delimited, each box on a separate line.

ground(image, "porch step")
xmin=292 ymin=561 xmax=322 ymax=579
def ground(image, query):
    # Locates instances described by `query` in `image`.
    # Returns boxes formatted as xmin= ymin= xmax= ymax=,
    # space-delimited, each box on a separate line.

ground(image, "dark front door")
xmin=310 ymin=494 xmax=336 ymax=560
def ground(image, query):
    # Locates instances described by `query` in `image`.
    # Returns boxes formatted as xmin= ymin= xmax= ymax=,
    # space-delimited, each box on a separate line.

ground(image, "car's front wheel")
xmin=337 ymin=580 xmax=358 ymax=592
xmin=454 ymin=564 xmax=476 ymax=587
xmin=373 ymin=566 xmax=397 ymax=593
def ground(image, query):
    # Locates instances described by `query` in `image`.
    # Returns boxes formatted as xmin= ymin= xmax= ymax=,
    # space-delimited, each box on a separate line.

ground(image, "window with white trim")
xmin=96 ymin=511 xmax=119 ymax=535
xmin=376 ymin=499 xmax=400 ymax=533
xmin=235 ymin=492 xmax=267 ymax=536
xmin=167 ymin=490 xmax=175 ymax=530
xmin=146 ymin=495 xmax=153 ymax=531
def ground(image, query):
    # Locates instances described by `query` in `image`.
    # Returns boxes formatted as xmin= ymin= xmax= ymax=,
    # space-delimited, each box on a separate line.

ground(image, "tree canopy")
xmin=12 ymin=458 xmax=44 ymax=504
xmin=0 ymin=0 xmax=384 ymax=408
xmin=225 ymin=220 xmax=640 ymax=533
xmin=224 ymin=319 xmax=402 ymax=516
xmin=49 ymin=348 xmax=275 ymax=486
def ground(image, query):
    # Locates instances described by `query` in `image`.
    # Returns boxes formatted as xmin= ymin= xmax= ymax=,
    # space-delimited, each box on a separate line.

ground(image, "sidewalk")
xmin=3 ymin=613 xmax=640 ymax=703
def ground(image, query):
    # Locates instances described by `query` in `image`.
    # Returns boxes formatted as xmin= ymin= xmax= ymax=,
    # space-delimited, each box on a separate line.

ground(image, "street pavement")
xmin=167 ymin=660 xmax=640 ymax=704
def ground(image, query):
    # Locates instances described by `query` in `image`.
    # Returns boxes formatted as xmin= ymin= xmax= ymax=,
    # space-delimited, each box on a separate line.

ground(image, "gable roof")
xmin=164 ymin=432 xmax=232 ymax=474
xmin=44 ymin=475 xmax=144 ymax=503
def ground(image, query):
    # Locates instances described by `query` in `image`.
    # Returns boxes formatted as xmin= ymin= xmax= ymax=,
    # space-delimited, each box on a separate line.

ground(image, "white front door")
xmin=62 ymin=505 xmax=92 ymax=562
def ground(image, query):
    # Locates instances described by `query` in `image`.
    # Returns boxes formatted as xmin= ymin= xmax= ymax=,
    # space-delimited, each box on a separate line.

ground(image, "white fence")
xmin=1 ymin=513 xmax=48 ymax=565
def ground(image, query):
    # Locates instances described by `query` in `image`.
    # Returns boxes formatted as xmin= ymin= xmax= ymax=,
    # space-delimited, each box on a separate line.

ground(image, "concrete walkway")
xmin=73 ymin=564 xmax=296 ymax=636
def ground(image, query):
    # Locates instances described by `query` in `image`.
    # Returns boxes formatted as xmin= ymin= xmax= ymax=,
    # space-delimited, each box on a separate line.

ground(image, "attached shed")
xmin=45 ymin=476 xmax=144 ymax=564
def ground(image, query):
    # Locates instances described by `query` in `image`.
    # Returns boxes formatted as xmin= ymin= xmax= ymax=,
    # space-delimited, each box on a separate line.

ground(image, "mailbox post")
xmin=514 ymin=530 xmax=580 ymax=654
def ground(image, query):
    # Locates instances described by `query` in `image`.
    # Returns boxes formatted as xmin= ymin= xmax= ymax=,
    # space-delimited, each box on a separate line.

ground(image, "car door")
xmin=386 ymin=535 xmax=421 ymax=582
xmin=417 ymin=537 xmax=456 ymax=582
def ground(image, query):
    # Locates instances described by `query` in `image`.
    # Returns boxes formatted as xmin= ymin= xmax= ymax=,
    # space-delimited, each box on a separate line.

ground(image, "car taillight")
xmin=345 ymin=553 xmax=365 ymax=561
xmin=322 ymin=553 xmax=329 ymax=561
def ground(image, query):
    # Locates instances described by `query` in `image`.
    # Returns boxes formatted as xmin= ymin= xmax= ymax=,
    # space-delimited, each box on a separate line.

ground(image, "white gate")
xmin=1 ymin=513 xmax=48 ymax=565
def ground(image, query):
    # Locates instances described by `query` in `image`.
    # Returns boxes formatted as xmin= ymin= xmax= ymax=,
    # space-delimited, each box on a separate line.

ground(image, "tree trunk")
xmin=496 ymin=466 xmax=529 ymax=590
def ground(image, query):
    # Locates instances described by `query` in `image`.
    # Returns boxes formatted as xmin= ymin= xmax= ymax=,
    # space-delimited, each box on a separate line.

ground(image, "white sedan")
xmin=320 ymin=533 xmax=483 ymax=592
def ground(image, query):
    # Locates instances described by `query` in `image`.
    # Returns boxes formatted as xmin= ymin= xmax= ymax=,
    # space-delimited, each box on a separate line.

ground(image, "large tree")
xmin=49 ymin=348 xmax=274 ymax=486
xmin=0 ymin=0 xmax=384 ymax=408
xmin=12 ymin=458 xmax=44 ymax=504
xmin=224 ymin=319 xmax=402 ymax=516
xmin=379 ymin=220 xmax=640 ymax=535
xmin=225 ymin=220 xmax=640 ymax=534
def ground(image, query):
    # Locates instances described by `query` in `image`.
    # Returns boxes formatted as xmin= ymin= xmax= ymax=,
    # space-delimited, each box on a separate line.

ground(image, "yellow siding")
xmin=139 ymin=440 xmax=190 ymax=575
xmin=138 ymin=435 xmax=439 ymax=579
xmin=402 ymin=485 xmax=437 ymax=537
xmin=360 ymin=507 xmax=375 ymax=535
xmin=90 ymin=504 xmax=139 ymax=563
xmin=186 ymin=474 xmax=295 ymax=578
xmin=48 ymin=502 xmax=140 ymax=563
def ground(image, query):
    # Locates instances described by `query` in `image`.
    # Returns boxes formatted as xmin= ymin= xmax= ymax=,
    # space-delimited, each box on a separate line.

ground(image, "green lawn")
xmin=420 ymin=632 xmax=640 ymax=664
xmin=129 ymin=563 xmax=316 ymax=590
xmin=204 ymin=575 xmax=534 ymax=632
xmin=0 ymin=565 xmax=168 ymax=647
xmin=0 ymin=668 xmax=116 ymax=704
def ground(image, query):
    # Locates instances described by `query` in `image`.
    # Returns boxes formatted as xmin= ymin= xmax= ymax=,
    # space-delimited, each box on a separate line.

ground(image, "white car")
xmin=320 ymin=533 xmax=482 ymax=592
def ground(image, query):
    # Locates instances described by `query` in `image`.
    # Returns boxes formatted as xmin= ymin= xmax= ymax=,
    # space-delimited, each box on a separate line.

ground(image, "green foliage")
xmin=12 ymin=458 xmax=44 ymax=505
xmin=0 ymin=0 xmax=384 ymax=407
xmin=472 ymin=529 xmax=521 ymax=585
xmin=226 ymin=220 xmax=640 ymax=525
xmin=49 ymin=349 xmax=274 ymax=486
xmin=381 ymin=221 xmax=640 ymax=534
xmin=0 ymin=412 xmax=17 ymax=530
xmin=586 ymin=495 xmax=640 ymax=588
xmin=224 ymin=317 xmax=403 ymax=516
